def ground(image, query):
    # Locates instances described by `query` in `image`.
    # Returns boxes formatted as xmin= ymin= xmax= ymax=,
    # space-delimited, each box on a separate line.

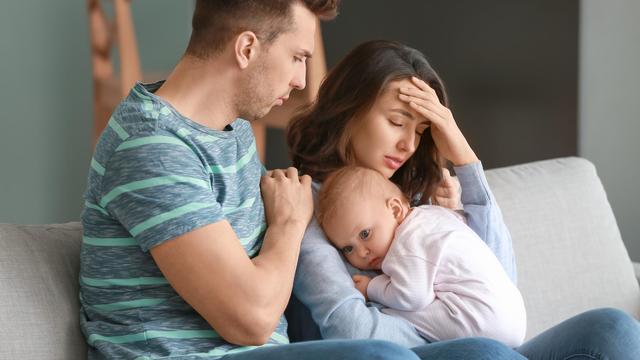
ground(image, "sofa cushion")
xmin=1 ymin=157 xmax=638 ymax=355
xmin=486 ymin=157 xmax=640 ymax=339
xmin=0 ymin=222 xmax=86 ymax=359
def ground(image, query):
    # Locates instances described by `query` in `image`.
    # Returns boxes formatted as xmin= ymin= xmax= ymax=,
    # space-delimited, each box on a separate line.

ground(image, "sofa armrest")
xmin=634 ymin=262 xmax=640 ymax=284
xmin=486 ymin=157 xmax=640 ymax=339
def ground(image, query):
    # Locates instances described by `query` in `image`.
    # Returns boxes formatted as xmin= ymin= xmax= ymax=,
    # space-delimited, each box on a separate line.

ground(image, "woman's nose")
xmin=398 ymin=131 xmax=416 ymax=153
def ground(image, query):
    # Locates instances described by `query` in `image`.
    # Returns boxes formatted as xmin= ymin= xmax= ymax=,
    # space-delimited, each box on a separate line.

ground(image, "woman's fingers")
xmin=410 ymin=76 xmax=436 ymax=95
xmin=406 ymin=101 xmax=442 ymax=125
xmin=441 ymin=168 xmax=461 ymax=193
xmin=398 ymin=92 xmax=438 ymax=107
xmin=398 ymin=92 xmax=450 ymax=126
xmin=433 ymin=168 xmax=462 ymax=209
xmin=399 ymin=86 xmax=439 ymax=103
xmin=401 ymin=96 xmax=450 ymax=129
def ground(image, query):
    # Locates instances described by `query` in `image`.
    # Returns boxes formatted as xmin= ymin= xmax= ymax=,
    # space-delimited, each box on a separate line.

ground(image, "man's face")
xmin=323 ymin=195 xmax=399 ymax=271
xmin=237 ymin=3 xmax=317 ymax=121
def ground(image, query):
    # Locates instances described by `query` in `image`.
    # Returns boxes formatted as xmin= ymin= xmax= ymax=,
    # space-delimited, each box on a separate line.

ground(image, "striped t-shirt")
xmin=80 ymin=81 xmax=288 ymax=359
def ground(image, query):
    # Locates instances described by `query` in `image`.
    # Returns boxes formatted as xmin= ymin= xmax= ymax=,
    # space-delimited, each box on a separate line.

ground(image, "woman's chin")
xmin=380 ymin=167 xmax=397 ymax=179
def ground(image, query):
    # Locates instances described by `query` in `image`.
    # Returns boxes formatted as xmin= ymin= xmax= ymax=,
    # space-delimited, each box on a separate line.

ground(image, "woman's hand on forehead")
xmin=397 ymin=77 xmax=478 ymax=166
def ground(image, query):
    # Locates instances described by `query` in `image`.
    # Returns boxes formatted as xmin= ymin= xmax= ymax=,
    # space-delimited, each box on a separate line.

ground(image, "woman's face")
xmin=350 ymin=78 xmax=430 ymax=179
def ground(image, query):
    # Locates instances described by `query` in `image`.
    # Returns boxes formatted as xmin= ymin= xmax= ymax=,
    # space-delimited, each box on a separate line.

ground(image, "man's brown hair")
xmin=186 ymin=0 xmax=339 ymax=59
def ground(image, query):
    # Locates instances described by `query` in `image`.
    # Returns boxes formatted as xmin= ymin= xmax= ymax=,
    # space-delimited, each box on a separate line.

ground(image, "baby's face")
xmin=323 ymin=196 xmax=399 ymax=270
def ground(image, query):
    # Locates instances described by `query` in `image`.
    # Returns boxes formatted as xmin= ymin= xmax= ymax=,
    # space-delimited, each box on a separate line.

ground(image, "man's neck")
xmin=155 ymin=55 xmax=238 ymax=131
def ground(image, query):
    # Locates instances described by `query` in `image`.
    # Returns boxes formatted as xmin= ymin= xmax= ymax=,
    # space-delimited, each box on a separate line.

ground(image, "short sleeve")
xmin=99 ymin=135 xmax=222 ymax=251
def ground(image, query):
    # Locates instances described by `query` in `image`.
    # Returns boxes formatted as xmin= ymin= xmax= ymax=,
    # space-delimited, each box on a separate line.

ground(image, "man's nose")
xmin=291 ymin=64 xmax=307 ymax=90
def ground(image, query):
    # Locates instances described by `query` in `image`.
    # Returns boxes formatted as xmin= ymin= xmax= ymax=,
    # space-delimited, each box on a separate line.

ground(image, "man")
xmin=80 ymin=1 xmax=418 ymax=359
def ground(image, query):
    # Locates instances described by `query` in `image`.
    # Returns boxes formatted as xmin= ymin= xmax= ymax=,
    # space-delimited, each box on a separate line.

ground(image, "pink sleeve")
xmin=367 ymin=254 xmax=436 ymax=311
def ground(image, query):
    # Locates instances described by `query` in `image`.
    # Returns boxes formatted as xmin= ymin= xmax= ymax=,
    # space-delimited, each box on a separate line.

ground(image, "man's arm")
xmin=151 ymin=168 xmax=312 ymax=346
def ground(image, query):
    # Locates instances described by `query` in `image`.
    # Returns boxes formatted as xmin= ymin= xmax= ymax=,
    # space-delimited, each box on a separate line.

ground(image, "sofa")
xmin=1 ymin=157 xmax=639 ymax=359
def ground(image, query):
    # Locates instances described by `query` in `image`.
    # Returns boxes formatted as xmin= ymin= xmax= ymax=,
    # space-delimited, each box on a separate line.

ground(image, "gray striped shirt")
xmin=80 ymin=81 xmax=287 ymax=359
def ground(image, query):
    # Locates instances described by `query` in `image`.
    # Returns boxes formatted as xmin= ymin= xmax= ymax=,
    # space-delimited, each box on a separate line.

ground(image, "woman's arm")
xmin=397 ymin=78 xmax=517 ymax=283
xmin=292 ymin=216 xmax=428 ymax=347
xmin=454 ymin=161 xmax=517 ymax=283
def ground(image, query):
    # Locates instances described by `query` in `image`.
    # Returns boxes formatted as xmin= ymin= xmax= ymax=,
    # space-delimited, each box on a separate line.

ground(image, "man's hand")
xmin=260 ymin=167 xmax=313 ymax=232
xmin=352 ymin=274 xmax=372 ymax=301
xmin=150 ymin=168 xmax=313 ymax=346
xmin=432 ymin=168 xmax=462 ymax=210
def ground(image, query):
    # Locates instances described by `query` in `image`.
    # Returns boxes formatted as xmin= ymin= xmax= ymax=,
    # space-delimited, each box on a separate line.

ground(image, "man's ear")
xmin=386 ymin=197 xmax=406 ymax=224
xmin=234 ymin=31 xmax=259 ymax=69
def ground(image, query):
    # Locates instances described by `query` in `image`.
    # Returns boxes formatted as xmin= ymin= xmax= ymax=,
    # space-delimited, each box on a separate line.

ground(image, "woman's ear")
xmin=234 ymin=31 xmax=259 ymax=69
xmin=386 ymin=197 xmax=406 ymax=224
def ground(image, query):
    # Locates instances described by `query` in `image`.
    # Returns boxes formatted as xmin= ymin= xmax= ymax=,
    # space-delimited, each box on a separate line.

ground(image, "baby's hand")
xmin=352 ymin=274 xmax=371 ymax=301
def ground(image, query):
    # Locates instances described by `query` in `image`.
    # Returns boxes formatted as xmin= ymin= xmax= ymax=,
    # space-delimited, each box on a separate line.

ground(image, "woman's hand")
xmin=432 ymin=168 xmax=462 ymax=210
xmin=398 ymin=77 xmax=479 ymax=166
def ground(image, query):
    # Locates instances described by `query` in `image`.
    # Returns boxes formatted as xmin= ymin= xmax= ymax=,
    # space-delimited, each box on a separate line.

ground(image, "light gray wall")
xmin=0 ymin=1 xmax=191 ymax=224
xmin=579 ymin=0 xmax=640 ymax=261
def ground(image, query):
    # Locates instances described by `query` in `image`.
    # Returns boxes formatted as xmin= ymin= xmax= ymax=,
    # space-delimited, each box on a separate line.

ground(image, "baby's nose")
xmin=358 ymin=247 xmax=370 ymax=258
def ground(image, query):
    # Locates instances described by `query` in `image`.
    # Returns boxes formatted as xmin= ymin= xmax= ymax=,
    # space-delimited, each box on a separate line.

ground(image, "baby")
xmin=317 ymin=166 xmax=527 ymax=347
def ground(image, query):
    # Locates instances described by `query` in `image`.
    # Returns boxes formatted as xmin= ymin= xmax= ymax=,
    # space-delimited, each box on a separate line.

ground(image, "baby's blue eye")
xmin=359 ymin=229 xmax=370 ymax=240
xmin=342 ymin=246 xmax=353 ymax=255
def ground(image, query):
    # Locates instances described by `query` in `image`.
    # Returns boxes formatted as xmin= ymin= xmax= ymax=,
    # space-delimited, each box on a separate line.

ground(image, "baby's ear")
xmin=386 ymin=197 xmax=406 ymax=224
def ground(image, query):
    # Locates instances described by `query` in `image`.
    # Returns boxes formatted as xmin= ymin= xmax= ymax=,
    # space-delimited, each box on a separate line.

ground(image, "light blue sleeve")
xmin=454 ymin=161 xmax=518 ymax=283
xmin=292 ymin=214 xmax=428 ymax=347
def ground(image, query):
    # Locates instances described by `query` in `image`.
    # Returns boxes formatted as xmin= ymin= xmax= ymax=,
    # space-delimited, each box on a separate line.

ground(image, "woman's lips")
xmin=384 ymin=156 xmax=403 ymax=170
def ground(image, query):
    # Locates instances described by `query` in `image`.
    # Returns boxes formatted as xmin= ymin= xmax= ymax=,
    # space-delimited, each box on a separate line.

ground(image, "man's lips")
xmin=275 ymin=95 xmax=290 ymax=106
xmin=384 ymin=156 xmax=404 ymax=170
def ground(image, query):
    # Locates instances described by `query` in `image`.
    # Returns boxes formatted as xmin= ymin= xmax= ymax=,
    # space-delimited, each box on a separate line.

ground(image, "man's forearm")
xmin=250 ymin=220 xmax=306 ymax=318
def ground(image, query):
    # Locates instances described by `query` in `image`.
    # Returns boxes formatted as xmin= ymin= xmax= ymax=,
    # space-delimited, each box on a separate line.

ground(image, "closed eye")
xmin=388 ymin=119 xmax=402 ymax=127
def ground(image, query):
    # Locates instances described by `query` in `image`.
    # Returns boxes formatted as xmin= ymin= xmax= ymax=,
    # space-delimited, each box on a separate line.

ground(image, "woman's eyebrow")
xmin=298 ymin=49 xmax=312 ymax=59
xmin=390 ymin=108 xmax=414 ymax=120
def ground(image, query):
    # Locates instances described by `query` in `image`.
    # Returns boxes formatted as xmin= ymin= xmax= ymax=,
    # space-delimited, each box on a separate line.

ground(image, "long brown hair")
xmin=286 ymin=40 xmax=449 ymax=204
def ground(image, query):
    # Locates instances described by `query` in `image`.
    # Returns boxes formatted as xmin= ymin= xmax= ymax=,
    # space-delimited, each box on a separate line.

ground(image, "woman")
xmin=285 ymin=40 xmax=640 ymax=359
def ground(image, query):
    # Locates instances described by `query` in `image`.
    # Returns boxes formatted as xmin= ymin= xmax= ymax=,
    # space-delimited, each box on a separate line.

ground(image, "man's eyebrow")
xmin=390 ymin=108 xmax=414 ymax=120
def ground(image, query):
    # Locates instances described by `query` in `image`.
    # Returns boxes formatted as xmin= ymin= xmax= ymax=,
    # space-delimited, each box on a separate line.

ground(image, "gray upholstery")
xmin=0 ymin=222 xmax=86 ymax=359
xmin=486 ymin=157 xmax=640 ymax=338
xmin=0 ymin=157 xmax=638 ymax=359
